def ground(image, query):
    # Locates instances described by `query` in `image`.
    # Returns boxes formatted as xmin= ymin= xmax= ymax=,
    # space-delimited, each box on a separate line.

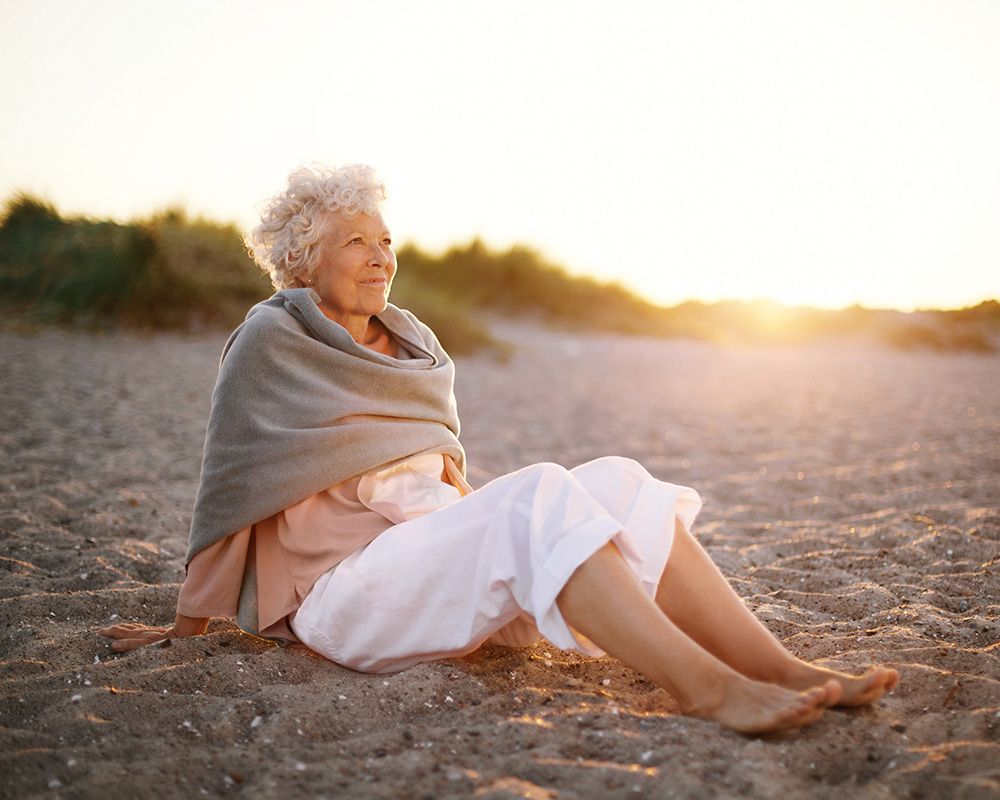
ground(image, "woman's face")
xmin=310 ymin=209 xmax=396 ymax=325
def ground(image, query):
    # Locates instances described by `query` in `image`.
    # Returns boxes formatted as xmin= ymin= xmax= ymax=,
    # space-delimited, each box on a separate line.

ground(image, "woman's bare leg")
xmin=655 ymin=520 xmax=899 ymax=706
xmin=556 ymin=542 xmax=839 ymax=733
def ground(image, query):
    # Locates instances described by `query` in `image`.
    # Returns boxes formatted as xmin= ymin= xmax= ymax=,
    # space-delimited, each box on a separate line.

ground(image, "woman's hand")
xmin=98 ymin=622 xmax=172 ymax=652
xmin=98 ymin=614 xmax=209 ymax=652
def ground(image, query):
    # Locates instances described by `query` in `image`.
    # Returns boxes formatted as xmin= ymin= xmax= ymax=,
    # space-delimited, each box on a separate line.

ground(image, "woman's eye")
xmin=350 ymin=237 xmax=364 ymax=245
xmin=382 ymin=238 xmax=392 ymax=246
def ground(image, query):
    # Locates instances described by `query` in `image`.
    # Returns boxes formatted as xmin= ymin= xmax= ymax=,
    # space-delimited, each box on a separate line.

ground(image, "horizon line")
xmin=3 ymin=192 xmax=995 ymax=317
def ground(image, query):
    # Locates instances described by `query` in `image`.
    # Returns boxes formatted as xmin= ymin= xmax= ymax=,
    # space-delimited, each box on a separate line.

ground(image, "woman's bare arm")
xmin=98 ymin=612 xmax=209 ymax=652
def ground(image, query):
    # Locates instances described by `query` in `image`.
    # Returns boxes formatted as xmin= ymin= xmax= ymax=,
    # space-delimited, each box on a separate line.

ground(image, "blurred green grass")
xmin=0 ymin=196 xmax=272 ymax=331
xmin=1 ymin=194 xmax=996 ymax=354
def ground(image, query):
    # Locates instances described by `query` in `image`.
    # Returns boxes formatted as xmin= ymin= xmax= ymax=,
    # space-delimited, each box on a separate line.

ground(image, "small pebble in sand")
xmin=445 ymin=695 xmax=454 ymax=703
xmin=251 ymin=716 xmax=263 ymax=728
xmin=70 ymin=694 xmax=82 ymax=703
xmin=959 ymin=599 xmax=969 ymax=612
xmin=338 ymin=694 xmax=347 ymax=700
xmin=48 ymin=778 xmax=62 ymax=789
xmin=640 ymin=750 xmax=654 ymax=763
xmin=601 ymin=679 xmax=611 ymax=686
xmin=67 ymin=759 xmax=76 ymax=767
xmin=109 ymin=614 xmax=118 ymax=620
xmin=294 ymin=762 xmax=306 ymax=771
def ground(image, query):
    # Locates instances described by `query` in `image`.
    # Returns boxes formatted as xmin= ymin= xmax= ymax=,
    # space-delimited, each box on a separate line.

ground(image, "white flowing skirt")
xmin=289 ymin=456 xmax=701 ymax=673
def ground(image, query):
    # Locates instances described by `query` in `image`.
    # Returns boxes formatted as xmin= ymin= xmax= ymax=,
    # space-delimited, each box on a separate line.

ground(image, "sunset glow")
xmin=1 ymin=0 xmax=997 ymax=311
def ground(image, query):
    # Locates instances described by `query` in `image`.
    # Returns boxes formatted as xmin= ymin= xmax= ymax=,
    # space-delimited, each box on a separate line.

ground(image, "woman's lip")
xmin=362 ymin=278 xmax=387 ymax=285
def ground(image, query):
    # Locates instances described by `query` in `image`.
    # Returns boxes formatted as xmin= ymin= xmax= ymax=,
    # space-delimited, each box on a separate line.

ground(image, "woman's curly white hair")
xmin=246 ymin=164 xmax=387 ymax=290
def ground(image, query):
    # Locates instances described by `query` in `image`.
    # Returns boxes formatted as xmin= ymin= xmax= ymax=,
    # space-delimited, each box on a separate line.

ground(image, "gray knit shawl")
xmin=185 ymin=288 xmax=465 ymax=566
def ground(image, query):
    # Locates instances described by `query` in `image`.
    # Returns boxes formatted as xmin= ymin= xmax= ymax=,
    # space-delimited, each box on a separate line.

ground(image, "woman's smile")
xmin=307 ymin=208 xmax=398 ymax=339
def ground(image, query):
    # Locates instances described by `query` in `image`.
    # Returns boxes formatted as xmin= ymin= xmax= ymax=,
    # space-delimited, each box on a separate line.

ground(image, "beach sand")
xmin=1 ymin=322 xmax=998 ymax=799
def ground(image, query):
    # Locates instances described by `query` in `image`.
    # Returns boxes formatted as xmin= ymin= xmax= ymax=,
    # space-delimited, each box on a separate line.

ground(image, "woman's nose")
xmin=369 ymin=244 xmax=389 ymax=266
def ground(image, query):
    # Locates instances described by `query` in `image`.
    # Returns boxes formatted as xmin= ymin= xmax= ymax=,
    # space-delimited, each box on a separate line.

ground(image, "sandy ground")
xmin=1 ymin=321 xmax=999 ymax=799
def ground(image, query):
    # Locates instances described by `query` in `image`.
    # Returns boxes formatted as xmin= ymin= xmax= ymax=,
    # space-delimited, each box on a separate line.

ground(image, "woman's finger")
xmin=97 ymin=624 xmax=139 ymax=635
xmin=108 ymin=632 xmax=169 ymax=652
xmin=102 ymin=623 xmax=165 ymax=632
xmin=98 ymin=624 xmax=167 ymax=637
xmin=111 ymin=638 xmax=158 ymax=652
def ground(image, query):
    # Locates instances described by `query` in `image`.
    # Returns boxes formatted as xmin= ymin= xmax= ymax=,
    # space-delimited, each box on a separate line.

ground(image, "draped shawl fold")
xmin=185 ymin=287 xmax=465 ymax=568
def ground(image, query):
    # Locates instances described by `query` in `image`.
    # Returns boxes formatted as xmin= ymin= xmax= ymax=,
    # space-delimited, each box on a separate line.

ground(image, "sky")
xmin=1 ymin=0 xmax=997 ymax=311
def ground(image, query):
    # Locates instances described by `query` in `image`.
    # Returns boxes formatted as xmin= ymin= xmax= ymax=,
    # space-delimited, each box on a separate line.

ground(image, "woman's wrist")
xmin=171 ymin=613 xmax=210 ymax=638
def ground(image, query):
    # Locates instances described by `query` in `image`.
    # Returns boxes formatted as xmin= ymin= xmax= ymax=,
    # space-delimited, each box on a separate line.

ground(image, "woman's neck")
xmin=315 ymin=303 xmax=370 ymax=342
xmin=319 ymin=308 xmax=396 ymax=356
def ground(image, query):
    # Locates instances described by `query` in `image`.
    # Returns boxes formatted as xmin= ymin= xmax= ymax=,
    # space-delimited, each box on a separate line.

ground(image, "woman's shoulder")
xmin=220 ymin=294 xmax=306 ymax=364
xmin=385 ymin=304 xmax=445 ymax=353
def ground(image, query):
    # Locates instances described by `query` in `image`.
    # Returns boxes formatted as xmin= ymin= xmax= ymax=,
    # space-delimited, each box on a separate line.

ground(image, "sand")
xmin=1 ymin=321 xmax=998 ymax=799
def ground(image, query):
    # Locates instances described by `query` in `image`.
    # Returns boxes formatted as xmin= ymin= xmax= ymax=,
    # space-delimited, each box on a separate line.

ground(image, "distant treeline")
xmin=1 ymin=194 xmax=997 ymax=354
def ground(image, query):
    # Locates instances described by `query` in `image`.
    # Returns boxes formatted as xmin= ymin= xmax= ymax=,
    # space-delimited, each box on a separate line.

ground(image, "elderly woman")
xmin=100 ymin=164 xmax=897 ymax=734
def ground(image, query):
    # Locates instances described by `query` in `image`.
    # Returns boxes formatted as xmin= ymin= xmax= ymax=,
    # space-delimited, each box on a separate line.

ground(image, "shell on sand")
xmin=1 ymin=323 xmax=998 ymax=799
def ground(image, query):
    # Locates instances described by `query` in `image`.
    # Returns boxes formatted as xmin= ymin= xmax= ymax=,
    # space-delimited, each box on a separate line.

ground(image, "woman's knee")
xmin=570 ymin=455 xmax=652 ymax=487
xmin=512 ymin=461 xmax=573 ymax=493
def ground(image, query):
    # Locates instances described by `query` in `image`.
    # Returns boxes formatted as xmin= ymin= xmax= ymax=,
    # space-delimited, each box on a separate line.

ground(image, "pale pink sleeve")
xmin=176 ymin=526 xmax=252 ymax=618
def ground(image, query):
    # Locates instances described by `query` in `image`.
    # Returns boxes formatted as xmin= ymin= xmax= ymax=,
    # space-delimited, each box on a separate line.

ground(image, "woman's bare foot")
xmin=780 ymin=662 xmax=899 ymax=707
xmin=686 ymin=675 xmax=840 ymax=734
